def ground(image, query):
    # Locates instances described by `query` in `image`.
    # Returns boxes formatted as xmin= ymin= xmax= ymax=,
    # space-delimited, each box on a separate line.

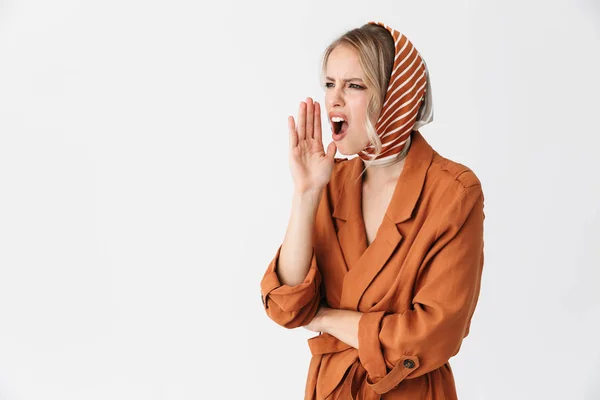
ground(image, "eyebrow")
xmin=324 ymin=76 xmax=364 ymax=83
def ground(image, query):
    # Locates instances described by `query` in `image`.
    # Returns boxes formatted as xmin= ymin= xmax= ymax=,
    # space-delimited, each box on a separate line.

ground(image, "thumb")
xmin=325 ymin=141 xmax=337 ymax=160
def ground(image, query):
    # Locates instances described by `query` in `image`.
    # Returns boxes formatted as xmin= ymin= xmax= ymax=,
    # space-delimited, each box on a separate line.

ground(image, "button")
xmin=403 ymin=359 xmax=415 ymax=369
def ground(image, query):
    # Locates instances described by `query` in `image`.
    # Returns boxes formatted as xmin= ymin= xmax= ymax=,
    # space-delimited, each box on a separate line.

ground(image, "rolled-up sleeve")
xmin=260 ymin=245 xmax=323 ymax=329
xmin=357 ymin=184 xmax=485 ymax=394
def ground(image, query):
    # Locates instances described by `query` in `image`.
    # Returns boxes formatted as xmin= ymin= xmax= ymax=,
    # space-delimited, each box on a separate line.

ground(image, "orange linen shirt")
xmin=260 ymin=130 xmax=485 ymax=400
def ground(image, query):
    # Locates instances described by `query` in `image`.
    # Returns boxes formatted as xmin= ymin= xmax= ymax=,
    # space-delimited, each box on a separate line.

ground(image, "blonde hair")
xmin=321 ymin=24 xmax=395 ymax=163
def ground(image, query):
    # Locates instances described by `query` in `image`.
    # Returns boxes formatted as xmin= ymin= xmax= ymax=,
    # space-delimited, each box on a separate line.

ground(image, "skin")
xmin=323 ymin=44 xmax=372 ymax=156
xmin=278 ymin=44 xmax=406 ymax=349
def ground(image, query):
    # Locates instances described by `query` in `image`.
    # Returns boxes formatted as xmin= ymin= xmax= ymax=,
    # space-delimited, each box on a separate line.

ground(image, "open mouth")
xmin=332 ymin=117 xmax=348 ymax=135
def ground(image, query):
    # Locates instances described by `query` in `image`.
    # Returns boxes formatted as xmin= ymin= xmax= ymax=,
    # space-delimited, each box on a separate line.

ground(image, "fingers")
xmin=314 ymin=101 xmax=322 ymax=143
xmin=294 ymin=98 xmax=320 ymax=144
xmin=288 ymin=116 xmax=298 ymax=150
xmin=297 ymin=101 xmax=306 ymax=141
xmin=326 ymin=141 xmax=337 ymax=160
xmin=306 ymin=97 xmax=314 ymax=139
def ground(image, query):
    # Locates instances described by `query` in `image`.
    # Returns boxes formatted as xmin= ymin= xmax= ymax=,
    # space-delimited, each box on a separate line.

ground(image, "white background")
xmin=1 ymin=0 xmax=599 ymax=399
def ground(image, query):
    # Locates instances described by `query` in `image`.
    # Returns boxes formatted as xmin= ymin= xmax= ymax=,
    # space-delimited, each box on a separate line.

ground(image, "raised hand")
xmin=288 ymin=97 xmax=337 ymax=193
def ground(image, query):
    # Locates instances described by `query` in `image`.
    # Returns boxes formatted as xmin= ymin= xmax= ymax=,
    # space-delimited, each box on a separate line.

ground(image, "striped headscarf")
xmin=359 ymin=21 xmax=434 ymax=166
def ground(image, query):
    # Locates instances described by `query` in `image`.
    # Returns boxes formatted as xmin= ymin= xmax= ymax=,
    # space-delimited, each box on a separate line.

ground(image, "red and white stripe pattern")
xmin=359 ymin=21 xmax=428 ymax=165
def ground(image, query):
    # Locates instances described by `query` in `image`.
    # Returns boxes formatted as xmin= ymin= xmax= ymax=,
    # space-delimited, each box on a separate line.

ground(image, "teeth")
xmin=331 ymin=117 xmax=345 ymax=122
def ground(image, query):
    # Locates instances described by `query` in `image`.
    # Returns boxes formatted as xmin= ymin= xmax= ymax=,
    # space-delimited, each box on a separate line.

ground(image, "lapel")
xmin=331 ymin=156 xmax=367 ymax=271
xmin=332 ymin=131 xmax=434 ymax=310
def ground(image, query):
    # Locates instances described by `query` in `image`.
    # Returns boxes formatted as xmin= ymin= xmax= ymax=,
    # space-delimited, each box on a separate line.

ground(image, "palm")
xmin=288 ymin=98 xmax=337 ymax=192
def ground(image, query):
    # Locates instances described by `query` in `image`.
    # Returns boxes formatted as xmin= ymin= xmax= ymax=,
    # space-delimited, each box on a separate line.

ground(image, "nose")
xmin=326 ymin=84 xmax=345 ymax=109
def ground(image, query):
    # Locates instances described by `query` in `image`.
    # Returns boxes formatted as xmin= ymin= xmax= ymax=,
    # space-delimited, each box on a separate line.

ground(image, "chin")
xmin=336 ymin=147 xmax=358 ymax=156
xmin=334 ymin=138 xmax=368 ymax=157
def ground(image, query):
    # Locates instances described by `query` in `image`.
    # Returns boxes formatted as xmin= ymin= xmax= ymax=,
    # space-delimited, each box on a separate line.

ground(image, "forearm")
xmin=278 ymin=188 xmax=323 ymax=286
xmin=320 ymin=308 xmax=362 ymax=349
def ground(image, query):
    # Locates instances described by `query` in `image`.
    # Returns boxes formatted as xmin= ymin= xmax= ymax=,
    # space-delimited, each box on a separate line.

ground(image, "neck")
xmin=362 ymin=156 xmax=406 ymax=186
xmin=360 ymin=134 xmax=412 ymax=185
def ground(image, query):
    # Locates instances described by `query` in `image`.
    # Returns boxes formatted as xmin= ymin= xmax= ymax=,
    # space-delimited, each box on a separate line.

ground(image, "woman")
xmin=260 ymin=21 xmax=485 ymax=400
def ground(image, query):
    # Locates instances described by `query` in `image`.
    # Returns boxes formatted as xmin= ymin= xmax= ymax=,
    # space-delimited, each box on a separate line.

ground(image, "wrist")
xmin=292 ymin=188 xmax=323 ymax=213
xmin=293 ymin=186 xmax=323 ymax=200
xmin=317 ymin=307 xmax=334 ymax=333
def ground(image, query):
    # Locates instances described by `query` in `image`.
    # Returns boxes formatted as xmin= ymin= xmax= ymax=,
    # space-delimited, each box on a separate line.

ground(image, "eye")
xmin=324 ymin=82 xmax=334 ymax=88
xmin=349 ymin=83 xmax=365 ymax=90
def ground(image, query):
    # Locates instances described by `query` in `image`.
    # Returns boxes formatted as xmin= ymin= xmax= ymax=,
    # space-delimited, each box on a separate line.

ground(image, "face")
xmin=324 ymin=44 xmax=373 ymax=156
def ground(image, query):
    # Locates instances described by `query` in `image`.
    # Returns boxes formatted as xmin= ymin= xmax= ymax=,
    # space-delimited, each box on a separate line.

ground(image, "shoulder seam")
xmin=431 ymin=155 xmax=481 ymax=191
